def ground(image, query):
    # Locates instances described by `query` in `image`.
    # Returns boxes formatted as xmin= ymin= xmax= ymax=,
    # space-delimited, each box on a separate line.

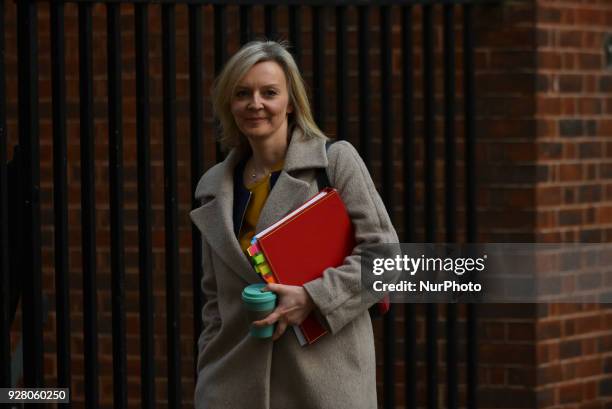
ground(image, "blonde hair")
xmin=212 ymin=40 xmax=326 ymax=152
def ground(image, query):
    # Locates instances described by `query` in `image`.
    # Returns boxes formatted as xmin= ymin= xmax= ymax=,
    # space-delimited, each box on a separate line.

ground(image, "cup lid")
xmin=242 ymin=283 xmax=277 ymax=304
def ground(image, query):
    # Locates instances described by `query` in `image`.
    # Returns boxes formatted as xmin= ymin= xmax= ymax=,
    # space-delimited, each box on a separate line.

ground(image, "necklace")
xmin=249 ymin=161 xmax=271 ymax=181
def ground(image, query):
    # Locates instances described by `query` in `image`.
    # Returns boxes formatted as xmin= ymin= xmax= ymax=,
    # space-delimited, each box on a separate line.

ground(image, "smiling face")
xmin=230 ymin=61 xmax=294 ymax=145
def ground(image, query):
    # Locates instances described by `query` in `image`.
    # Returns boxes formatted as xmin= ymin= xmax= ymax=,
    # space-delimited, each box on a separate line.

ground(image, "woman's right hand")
xmin=252 ymin=283 xmax=315 ymax=341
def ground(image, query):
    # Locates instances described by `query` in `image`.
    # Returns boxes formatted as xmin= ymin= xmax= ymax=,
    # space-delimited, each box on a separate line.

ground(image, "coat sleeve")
xmin=196 ymin=238 xmax=222 ymax=372
xmin=303 ymin=141 xmax=399 ymax=334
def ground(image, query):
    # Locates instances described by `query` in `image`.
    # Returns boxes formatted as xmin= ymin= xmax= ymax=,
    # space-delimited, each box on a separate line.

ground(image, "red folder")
xmin=251 ymin=188 xmax=356 ymax=345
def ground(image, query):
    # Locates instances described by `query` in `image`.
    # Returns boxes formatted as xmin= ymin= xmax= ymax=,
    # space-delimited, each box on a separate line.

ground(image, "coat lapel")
xmin=189 ymin=150 xmax=261 ymax=285
xmin=255 ymin=171 xmax=311 ymax=233
xmin=190 ymin=128 xmax=329 ymax=284
xmin=255 ymin=129 xmax=329 ymax=233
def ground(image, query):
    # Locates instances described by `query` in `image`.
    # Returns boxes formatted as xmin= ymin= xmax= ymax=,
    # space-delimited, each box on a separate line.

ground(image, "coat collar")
xmin=283 ymin=127 xmax=328 ymax=172
xmin=189 ymin=127 xmax=328 ymax=284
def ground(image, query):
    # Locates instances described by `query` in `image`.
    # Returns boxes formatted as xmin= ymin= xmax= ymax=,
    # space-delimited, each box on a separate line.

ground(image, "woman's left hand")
xmin=252 ymin=283 xmax=315 ymax=341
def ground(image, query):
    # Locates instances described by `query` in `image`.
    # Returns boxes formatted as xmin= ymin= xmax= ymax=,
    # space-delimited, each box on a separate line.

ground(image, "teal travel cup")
xmin=241 ymin=283 xmax=277 ymax=338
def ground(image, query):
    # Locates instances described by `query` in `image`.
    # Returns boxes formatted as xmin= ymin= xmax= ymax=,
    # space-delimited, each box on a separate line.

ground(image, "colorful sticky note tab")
xmin=252 ymin=253 xmax=265 ymax=265
xmin=256 ymin=263 xmax=271 ymax=276
xmin=261 ymin=273 xmax=277 ymax=284
xmin=247 ymin=244 xmax=259 ymax=257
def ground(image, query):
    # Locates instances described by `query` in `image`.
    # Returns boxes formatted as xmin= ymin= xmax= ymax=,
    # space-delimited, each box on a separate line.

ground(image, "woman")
xmin=190 ymin=40 xmax=398 ymax=409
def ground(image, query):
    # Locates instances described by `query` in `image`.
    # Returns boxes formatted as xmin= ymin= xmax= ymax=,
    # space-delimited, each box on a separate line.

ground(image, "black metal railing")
xmin=17 ymin=1 xmax=45 ymax=396
xmin=134 ymin=4 xmax=156 ymax=408
xmin=0 ymin=0 xmax=9 ymax=394
xmin=0 ymin=0 xmax=500 ymax=408
xmin=50 ymin=1 xmax=72 ymax=402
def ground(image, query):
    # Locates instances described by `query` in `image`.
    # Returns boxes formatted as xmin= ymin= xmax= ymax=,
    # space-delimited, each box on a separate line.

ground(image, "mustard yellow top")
xmin=238 ymin=160 xmax=285 ymax=252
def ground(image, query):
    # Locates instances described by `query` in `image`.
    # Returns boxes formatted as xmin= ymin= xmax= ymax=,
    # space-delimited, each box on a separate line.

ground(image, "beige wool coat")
xmin=189 ymin=128 xmax=399 ymax=409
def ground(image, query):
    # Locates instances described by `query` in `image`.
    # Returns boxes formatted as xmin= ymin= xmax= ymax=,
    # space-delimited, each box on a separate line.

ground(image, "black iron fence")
xmin=0 ymin=0 xmax=501 ymax=408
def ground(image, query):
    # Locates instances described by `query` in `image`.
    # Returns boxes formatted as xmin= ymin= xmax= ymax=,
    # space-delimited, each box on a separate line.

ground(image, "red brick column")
xmin=469 ymin=1 xmax=612 ymax=407
xmin=534 ymin=1 xmax=612 ymax=407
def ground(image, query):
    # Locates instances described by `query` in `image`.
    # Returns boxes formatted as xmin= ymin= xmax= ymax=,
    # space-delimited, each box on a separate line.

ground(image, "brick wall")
xmin=534 ymin=1 xmax=612 ymax=407
xmin=474 ymin=0 xmax=612 ymax=408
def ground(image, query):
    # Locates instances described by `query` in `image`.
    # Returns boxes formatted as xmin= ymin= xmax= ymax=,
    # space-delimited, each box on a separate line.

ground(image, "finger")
xmin=253 ymin=303 xmax=301 ymax=327
xmin=252 ymin=310 xmax=281 ymax=327
xmin=272 ymin=318 xmax=288 ymax=341
xmin=262 ymin=283 xmax=282 ymax=293
xmin=254 ymin=305 xmax=296 ymax=326
xmin=277 ymin=305 xmax=300 ymax=316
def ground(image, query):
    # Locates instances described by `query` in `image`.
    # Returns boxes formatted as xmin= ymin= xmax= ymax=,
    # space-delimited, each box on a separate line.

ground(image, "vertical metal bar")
xmin=335 ymin=6 xmax=347 ymax=141
xmin=401 ymin=5 xmax=417 ymax=409
xmin=426 ymin=302 xmax=438 ymax=409
xmin=466 ymin=297 xmax=478 ymax=408
xmin=464 ymin=4 xmax=477 ymax=245
xmin=312 ymin=5 xmax=325 ymax=130
xmin=78 ymin=3 xmax=98 ymax=407
xmin=107 ymin=3 xmax=127 ymax=408
xmin=162 ymin=5 xmax=181 ymax=408
xmin=380 ymin=5 xmax=394 ymax=227
xmin=50 ymin=1 xmax=71 ymax=400
xmin=422 ymin=3 xmax=435 ymax=243
xmin=463 ymin=4 xmax=478 ymax=409
xmin=0 ymin=0 xmax=10 ymax=389
xmin=214 ymin=5 xmax=226 ymax=162
xmin=443 ymin=4 xmax=458 ymax=409
xmin=403 ymin=303 xmax=416 ymax=409
xmin=135 ymin=4 xmax=155 ymax=408
xmin=188 ymin=3 xmax=204 ymax=380
xmin=446 ymin=305 xmax=458 ymax=406
xmin=239 ymin=5 xmax=252 ymax=45
xmin=358 ymin=5 xmax=370 ymax=167
xmin=17 ymin=0 xmax=44 ymax=394
xmin=422 ymin=4 xmax=438 ymax=409
xmin=264 ymin=5 xmax=277 ymax=40
xmin=213 ymin=5 xmax=226 ymax=75
xmin=380 ymin=7 xmax=396 ymax=409
xmin=443 ymin=3 xmax=457 ymax=243
xmin=288 ymin=6 xmax=301 ymax=68
xmin=402 ymin=11 xmax=415 ymax=243
xmin=383 ymin=313 xmax=396 ymax=409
